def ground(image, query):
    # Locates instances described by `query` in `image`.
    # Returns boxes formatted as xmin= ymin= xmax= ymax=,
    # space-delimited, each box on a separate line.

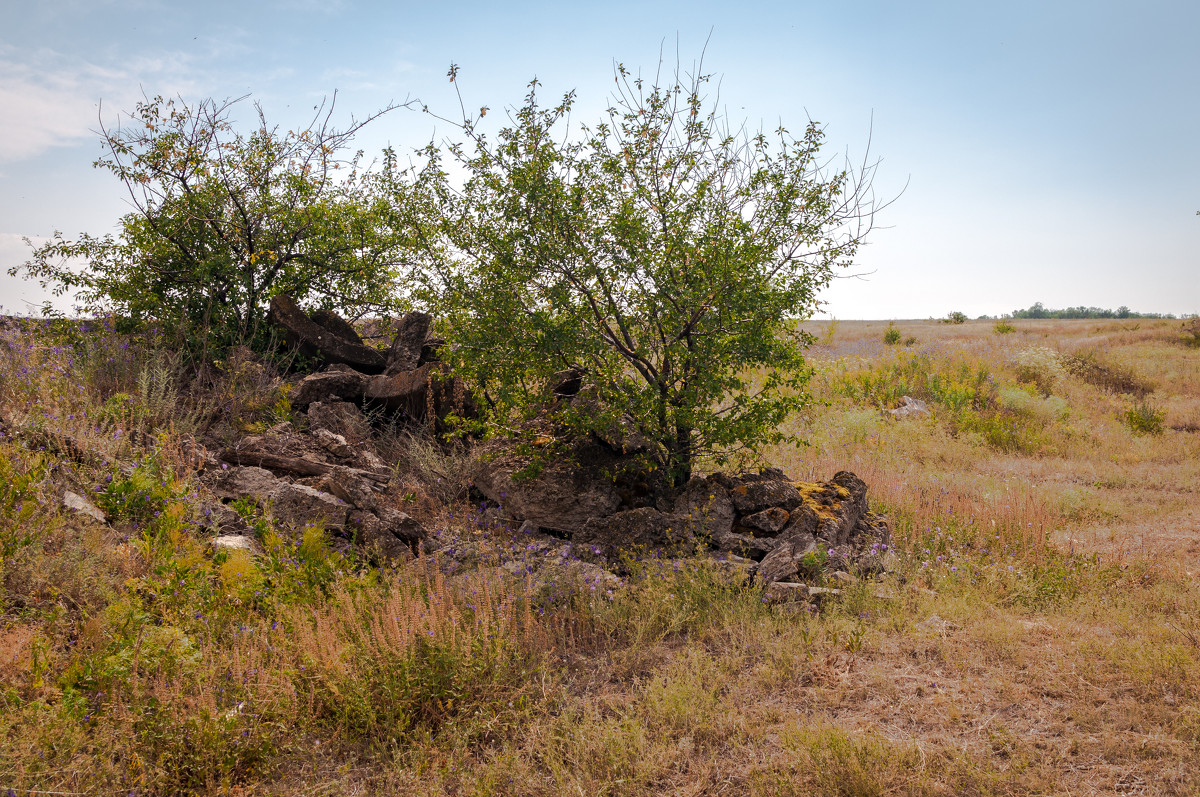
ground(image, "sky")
xmin=1 ymin=0 xmax=1197 ymax=319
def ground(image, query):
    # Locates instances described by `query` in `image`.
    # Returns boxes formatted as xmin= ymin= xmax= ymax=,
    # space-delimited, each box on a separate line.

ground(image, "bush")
xmin=993 ymin=320 xmax=1016 ymax=335
xmin=882 ymin=323 xmax=901 ymax=345
xmin=1124 ymin=399 xmax=1165 ymax=436
xmin=944 ymin=311 xmax=968 ymax=324
xmin=416 ymin=64 xmax=878 ymax=485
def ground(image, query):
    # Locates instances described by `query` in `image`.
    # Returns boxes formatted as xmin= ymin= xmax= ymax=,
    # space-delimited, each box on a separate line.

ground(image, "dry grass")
xmin=2 ymin=316 xmax=1199 ymax=795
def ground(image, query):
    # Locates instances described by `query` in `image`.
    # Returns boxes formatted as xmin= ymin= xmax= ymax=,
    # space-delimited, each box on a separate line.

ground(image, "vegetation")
xmin=14 ymin=95 xmax=417 ymax=360
xmin=1006 ymin=301 xmax=1181 ymax=320
xmin=413 ymin=64 xmax=878 ymax=484
xmin=2 ymin=317 xmax=1199 ymax=794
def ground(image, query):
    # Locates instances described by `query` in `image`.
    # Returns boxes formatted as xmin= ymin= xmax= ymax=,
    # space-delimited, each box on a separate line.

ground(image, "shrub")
xmin=882 ymin=323 xmax=901 ymax=345
xmin=994 ymin=320 xmax=1016 ymax=335
xmin=944 ymin=311 xmax=968 ymax=324
xmin=1124 ymin=399 xmax=1165 ymax=436
xmin=1060 ymin=350 xmax=1153 ymax=397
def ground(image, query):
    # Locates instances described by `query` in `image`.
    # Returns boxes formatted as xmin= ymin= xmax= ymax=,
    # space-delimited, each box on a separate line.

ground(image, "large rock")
xmin=756 ymin=534 xmax=820 ymax=584
xmin=364 ymin=362 xmax=476 ymax=427
xmin=799 ymin=471 xmax=869 ymax=547
xmin=384 ymin=312 xmax=432 ymax=376
xmin=346 ymin=509 xmax=423 ymax=561
xmin=574 ymin=508 xmax=697 ymax=565
xmin=727 ymin=478 xmax=803 ymax=515
xmin=290 ymin=369 xmax=370 ymax=409
xmin=210 ymin=466 xmax=281 ymax=500
xmin=306 ymin=401 xmax=370 ymax=441
xmin=268 ymin=295 xmax=386 ymax=373
xmin=267 ymin=482 xmax=350 ymax=530
xmin=471 ymin=437 xmax=627 ymax=535
xmin=673 ymin=476 xmax=736 ymax=539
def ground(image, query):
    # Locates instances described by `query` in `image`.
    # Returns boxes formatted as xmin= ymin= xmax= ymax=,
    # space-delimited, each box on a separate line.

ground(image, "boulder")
xmin=727 ymin=478 xmax=803 ymax=515
xmin=311 ymin=428 xmax=355 ymax=459
xmin=309 ymin=308 xmax=365 ymax=346
xmin=800 ymin=471 xmax=869 ymax=548
xmin=756 ymin=534 xmax=820 ymax=584
xmin=673 ymin=476 xmax=736 ymax=539
xmin=712 ymin=529 xmax=779 ymax=561
xmin=290 ymin=369 xmax=371 ymax=409
xmin=324 ymin=465 xmax=380 ymax=512
xmin=384 ymin=312 xmax=432 ymax=376
xmin=738 ymin=506 xmax=791 ymax=535
xmin=268 ymin=295 xmax=386 ymax=373
xmin=266 ymin=482 xmax=350 ymax=530
xmin=364 ymin=362 xmax=476 ymax=427
xmin=346 ymin=510 xmax=420 ymax=561
xmin=198 ymin=501 xmax=253 ymax=535
xmin=210 ymin=466 xmax=281 ymax=501
xmin=574 ymin=508 xmax=697 ymax=565
xmin=307 ymin=401 xmax=370 ymax=441
xmin=211 ymin=535 xmax=265 ymax=556
xmin=471 ymin=437 xmax=625 ymax=535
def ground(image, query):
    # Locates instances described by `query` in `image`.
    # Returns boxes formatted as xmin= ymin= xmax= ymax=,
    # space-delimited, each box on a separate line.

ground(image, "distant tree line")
xmin=978 ymin=302 xmax=1186 ymax=321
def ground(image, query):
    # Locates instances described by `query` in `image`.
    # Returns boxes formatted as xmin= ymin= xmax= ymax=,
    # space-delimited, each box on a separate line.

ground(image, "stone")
xmin=211 ymin=535 xmax=265 ymax=556
xmin=266 ymin=482 xmax=350 ymax=530
xmin=886 ymin=395 xmax=931 ymax=420
xmin=309 ymin=308 xmax=364 ymax=346
xmin=672 ymin=476 xmax=736 ymax=539
xmin=268 ymin=294 xmax=386 ymax=373
xmin=738 ymin=506 xmax=791 ymax=535
xmin=346 ymin=510 xmax=415 ymax=561
xmin=63 ymin=490 xmax=106 ymax=523
xmin=311 ymin=428 xmax=355 ymax=458
xmin=209 ymin=466 xmax=281 ymax=501
xmin=290 ymin=369 xmax=371 ymax=409
xmin=712 ymin=529 xmax=779 ymax=560
xmin=550 ymin=367 xmax=585 ymax=399
xmin=198 ymin=501 xmax=253 ymax=535
xmin=728 ymin=479 xmax=803 ymax=515
xmin=763 ymin=581 xmax=809 ymax=604
xmin=471 ymin=437 xmax=625 ymax=535
xmin=364 ymin=362 xmax=475 ymax=427
xmin=377 ymin=507 xmax=427 ymax=547
xmin=756 ymin=534 xmax=819 ymax=584
xmin=324 ymin=465 xmax=379 ymax=512
xmin=306 ymin=401 xmax=370 ymax=441
xmin=384 ymin=312 xmax=432 ymax=376
xmin=574 ymin=508 xmax=697 ymax=565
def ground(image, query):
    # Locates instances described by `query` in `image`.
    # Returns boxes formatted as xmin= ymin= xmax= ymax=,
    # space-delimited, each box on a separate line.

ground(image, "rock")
xmin=377 ymin=507 xmax=427 ymax=547
xmin=211 ymin=535 xmax=265 ymax=556
xmin=886 ymin=395 xmax=931 ymax=420
xmin=756 ymin=534 xmax=820 ymax=584
xmin=266 ymin=482 xmax=350 ymax=530
xmin=550 ymin=367 xmax=585 ymax=399
xmin=63 ymin=490 xmax=106 ymax=523
xmin=739 ymin=506 xmax=791 ymax=535
xmin=813 ymin=471 xmax=869 ymax=548
xmin=574 ymin=508 xmax=697 ymax=565
xmin=290 ymin=369 xmax=371 ymax=409
xmin=384 ymin=312 xmax=432 ymax=376
xmin=672 ymin=476 xmax=736 ymax=539
xmin=763 ymin=581 xmax=809 ymax=604
xmin=210 ymin=466 xmax=281 ymax=501
xmin=728 ymin=479 xmax=803 ymax=515
xmin=364 ymin=362 xmax=476 ymax=427
xmin=311 ymin=428 xmax=355 ymax=458
xmin=346 ymin=510 xmax=416 ymax=561
xmin=324 ymin=465 xmax=380 ymax=512
xmin=713 ymin=529 xmax=780 ymax=560
xmin=471 ymin=438 xmax=633 ymax=535
xmin=419 ymin=338 xmax=444 ymax=365
xmin=309 ymin=308 xmax=364 ymax=346
xmin=268 ymin=294 xmax=386 ymax=373
xmin=198 ymin=501 xmax=253 ymax=535
xmin=307 ymin=401 xmax=370 ymax=441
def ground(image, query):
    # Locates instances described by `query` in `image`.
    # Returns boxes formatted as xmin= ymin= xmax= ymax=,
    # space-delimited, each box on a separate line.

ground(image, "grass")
xmin=1 ymin=316 xmax=1199 ymax=794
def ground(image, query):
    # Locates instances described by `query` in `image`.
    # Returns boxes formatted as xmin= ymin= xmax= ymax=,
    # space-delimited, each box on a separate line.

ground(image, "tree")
xmin=416 ymin=63 xmax=879 ymax=485
xmin=15 ymin=94 xmax=418 ymax=358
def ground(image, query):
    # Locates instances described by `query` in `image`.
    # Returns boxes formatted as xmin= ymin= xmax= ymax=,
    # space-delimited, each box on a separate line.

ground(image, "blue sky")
xmin=1 ymin=0 xmax=1197 ymax=318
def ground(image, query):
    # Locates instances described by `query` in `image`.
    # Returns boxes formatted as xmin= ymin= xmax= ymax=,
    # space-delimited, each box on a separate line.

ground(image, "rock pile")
xmin=472 ymin=437 xmax=892 ymax=586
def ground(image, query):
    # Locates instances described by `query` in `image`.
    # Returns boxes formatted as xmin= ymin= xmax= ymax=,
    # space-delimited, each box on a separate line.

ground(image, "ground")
xmin=1 ymin=316 xmax=1198 ymax=795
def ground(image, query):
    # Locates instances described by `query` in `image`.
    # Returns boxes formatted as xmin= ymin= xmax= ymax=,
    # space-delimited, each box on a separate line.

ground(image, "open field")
xmin=2 ymin=316 xmax=1199 ymax=795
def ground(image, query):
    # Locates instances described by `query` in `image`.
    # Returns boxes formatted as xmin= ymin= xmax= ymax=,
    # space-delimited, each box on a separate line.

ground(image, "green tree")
xmin=416 ymin=64 xmax=879 ymax=485
xmin=14 ymin=94 xmax=417 ymax=358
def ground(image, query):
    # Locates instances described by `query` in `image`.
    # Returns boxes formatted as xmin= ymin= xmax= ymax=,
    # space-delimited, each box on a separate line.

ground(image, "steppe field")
xmin=2 ymin=316 xmax=1199 ymax=795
